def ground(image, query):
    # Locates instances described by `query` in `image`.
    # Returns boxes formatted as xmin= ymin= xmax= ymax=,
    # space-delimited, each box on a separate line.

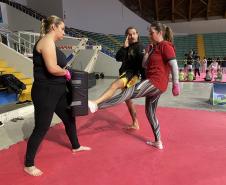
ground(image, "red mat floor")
xmin=0 ymin=104 xmax=226 ymax=185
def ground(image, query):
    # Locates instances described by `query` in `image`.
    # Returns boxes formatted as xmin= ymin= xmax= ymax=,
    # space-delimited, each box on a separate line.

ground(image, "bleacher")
xmin=140 ymin=36 xmax=149 ymax=47
xmin=110 ymin=34 xmax=124 ymax=43
xmin=70 ymin=28 xmax=117 ymax=57
xmin=174 ymin=35 xmax=197 ymax=66
xmin=203 ymin=32 xmax=226 ymax=58
xmin=0 ymin=0 xmax=200 ymax=63
xmin=1 ymin=0 xmax=226 ymax=84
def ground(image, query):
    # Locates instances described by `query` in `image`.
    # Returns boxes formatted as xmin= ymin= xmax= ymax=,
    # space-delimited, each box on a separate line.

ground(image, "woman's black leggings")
xmin=24 ymin=82 xmax=80 ymax=167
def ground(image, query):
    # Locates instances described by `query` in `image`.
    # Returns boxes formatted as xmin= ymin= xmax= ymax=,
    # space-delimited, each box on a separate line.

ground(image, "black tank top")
xmin=33 ymin=42 xmax=67 ymax=84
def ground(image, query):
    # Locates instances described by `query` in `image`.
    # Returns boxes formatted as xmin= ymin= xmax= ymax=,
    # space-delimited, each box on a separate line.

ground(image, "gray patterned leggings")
xmin=98 ymin=80 xmax=162 ymax=141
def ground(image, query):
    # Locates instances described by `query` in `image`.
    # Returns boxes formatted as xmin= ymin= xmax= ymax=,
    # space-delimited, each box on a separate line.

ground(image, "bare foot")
xmin=72 ymin=146 xmax=91 ymax=153
xmin=24 ymin=166 xmax=43 ymax=176
xmin=146 ymin=140 xmax=163 ymax=150
xmin=126 ymin=124 xmax=139 ymax=130
xmin=126 ymin=119 xmax=139 ymax=130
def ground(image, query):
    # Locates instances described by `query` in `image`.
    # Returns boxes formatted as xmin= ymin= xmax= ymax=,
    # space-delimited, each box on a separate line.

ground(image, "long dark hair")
xmin=150 ymin=21 xmax=174 ymax=43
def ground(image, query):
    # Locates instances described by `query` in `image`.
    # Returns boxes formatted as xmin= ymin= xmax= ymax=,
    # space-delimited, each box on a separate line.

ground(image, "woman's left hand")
xmin=172 ymin=83 xmax=180 ymax=96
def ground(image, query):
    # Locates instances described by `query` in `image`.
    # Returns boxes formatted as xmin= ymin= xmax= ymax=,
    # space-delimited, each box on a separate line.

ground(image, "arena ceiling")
xmin=119 ymin=0 xmax=226 ymax=23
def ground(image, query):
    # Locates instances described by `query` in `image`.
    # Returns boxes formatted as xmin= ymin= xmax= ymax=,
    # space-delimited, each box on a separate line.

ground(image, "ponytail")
xmin=39 ymin=15 xmax=63 ymax=39
xmin=40 ymin=19 xmax=46 ymax=39
xmin=150 ymin=21 xmax=174 ymax=43
xmin=164 ymin=26 xmax=174 ymax=43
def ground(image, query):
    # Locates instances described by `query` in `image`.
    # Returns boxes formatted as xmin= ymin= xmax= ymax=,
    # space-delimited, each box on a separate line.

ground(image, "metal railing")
xmin=0 ymin=0 xmax=118 ymax=58
xmin=0 ymin=24 xmax=92 ymax=59
xmin=0 ymin=24 xmax=34 ymax=55
xmin=0 ymin=0 xmax=116 ymax=57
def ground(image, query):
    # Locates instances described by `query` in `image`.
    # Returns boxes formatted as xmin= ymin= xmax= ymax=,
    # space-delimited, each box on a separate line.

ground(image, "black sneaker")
xmin=0 ymin=121 xmax=4 ymax=127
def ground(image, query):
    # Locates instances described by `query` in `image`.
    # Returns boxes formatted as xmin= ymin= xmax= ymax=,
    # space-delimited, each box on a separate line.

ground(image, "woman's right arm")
xmin=40 ymin=38 xmax=67 ymax=76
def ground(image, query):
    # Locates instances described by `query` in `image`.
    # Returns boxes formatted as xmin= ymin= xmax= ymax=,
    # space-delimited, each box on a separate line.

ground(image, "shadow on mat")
xmin=45 ymin=125 xmax=71 ymax=148
xmin=76 ymin=109 xmax=147 ymax=143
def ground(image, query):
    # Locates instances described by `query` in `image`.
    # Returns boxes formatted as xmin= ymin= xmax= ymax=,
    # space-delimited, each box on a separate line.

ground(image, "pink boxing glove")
xmin=172 ymin=83 xmax=180 ymax=96
xmin=65 ymin=69 xmax=71 ymax=81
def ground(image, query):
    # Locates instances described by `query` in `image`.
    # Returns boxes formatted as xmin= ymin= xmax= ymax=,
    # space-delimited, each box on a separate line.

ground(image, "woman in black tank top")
xmin=24 ymin=15 xmax=91 ymax=177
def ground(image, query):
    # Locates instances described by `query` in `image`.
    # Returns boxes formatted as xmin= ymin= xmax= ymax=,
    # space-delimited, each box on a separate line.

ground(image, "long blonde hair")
xmin=40 ymin=15 xmax=63 ymax=38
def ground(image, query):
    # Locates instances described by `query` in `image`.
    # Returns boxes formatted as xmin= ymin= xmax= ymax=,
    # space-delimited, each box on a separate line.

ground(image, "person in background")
xmin=215 ymin=68 xmax=223 ymax=82
xmin=216 ymin=57 xmax=222 ymax=69
xmin=194 ymin=56 xmax=201 ymax=79
xmin=24 ymin=15 xmax=91 ymax=177
xmin=179 ymin=68 xmax=185 ymax=81
xmin=88 ymin=26 xmax=145 ymax=130
xmin=204 ymin=69 xmax=212 ymax=81
xmin=201 ymin=56 xmax=207 ymax=73
xmin=186 ymin=52 xmax=193 ymax=71
xmin=187 ymin=68 xmax=194 ymax=81
xmin=89 ymin=21 xmax=180 ymax=150
xmin=209 ymin=58 xmax=218 ymax=78
xmin=183 ymin=56 xmax=188 ymax=74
